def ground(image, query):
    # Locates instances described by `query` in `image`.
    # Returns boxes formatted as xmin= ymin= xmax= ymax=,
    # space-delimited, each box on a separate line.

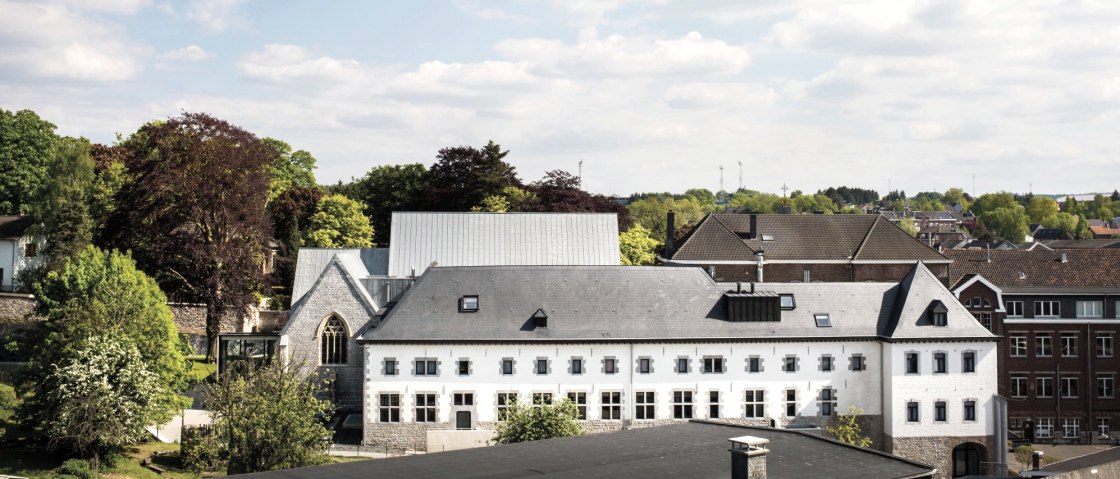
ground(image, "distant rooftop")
xmin=947 ymin=249 xmax=1120 ymax=291
xmin=0 ymin=215 xmax=33 ymax=239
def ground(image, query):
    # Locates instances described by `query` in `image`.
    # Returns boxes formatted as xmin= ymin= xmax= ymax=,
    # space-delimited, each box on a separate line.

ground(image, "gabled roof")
xmin=1044 ymin=239 xmax=1120 ymax=249
xmin=286 ymin=253 xmax=381 ymax=327
xmin=668 ymin=214 xmax=948 ymax=263
xmin=1090 ymin=225 xmax=1120 ymax=236
xmin=884 ymin=262 xmax=994 ymax=339
xmin=363 ymin=263 xmax=995 ymax=343
xmin=0 ymin=216 xmax=33 ymax=239
xmin=387 ymin=212 xmax=620 ymax=277
xmin=947 ymin=249 xmax=1120 ymax=291
xmin=291 ymin=248 xmax=387 ymax=304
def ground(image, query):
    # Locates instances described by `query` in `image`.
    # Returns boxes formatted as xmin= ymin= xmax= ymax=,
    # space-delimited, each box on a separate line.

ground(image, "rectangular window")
xmin=635 ymin=391 xmax=655 ymax=420
xmin=1037 ymin=376 xmax=1054 ymax=398
xmin=676 ymin=357 xmax=689 ymax=374
xmin=384 ymin=358 xmax=398 ymax=376
xmin=814 ymin=313 xmax=832 ymax=327
xmin=379 ymin=393 xmax=400 ymax=423
xmin=1098 ymin=375 xmax=1115 ymax=399
xmin=601 ymin=392 xmax=621 ymax=420
xmin=934 ymin=401 xmax=947 ymax=422
xmin=820 ymin=355 xmax=833 ymax=372
xmin=604 ymin=358 xmax=618 ymax=374
xmin=906 ymin=352 xmax=919 ymax=374
xmin=571 ymin=358 xmax=584 ymax=375
xmin=1035 ymin=301 xmax=1060 ymax=318
xmin=1011 ymin=375 xmax=1028 ymax=398
xmin=415 ymin=358 xmax=438 ymax=376
xmin=1063 ymin=418 xmax=1080 ymax=438
xmin=496 ymin=392 xmax=518 ymax=421
xmin=780 ymin=294 xmax=796 ymax=310
xmin=415 ymin=393 xmax=436 ymax=423
xmin=638 ymin=357 xmax=651 ymax=374
xmin=964 ymin=400 xmax=976 ymax=422
xmin=709 ymin=390 xmax=720 ymax=419
xmin=748 ymin=356 xmax=762 ymax=373
xmin=1007 ymin=301 xmax=1024 ymax=318
xmin=962 ymin=351 xmax=976 ymax=373
xmin=744 ymin=390 xmax=765 ymax=418
xmin=933 ymin=352 xmax=947 ymax=374
xmin=1077 ymin=300 xmax=1103 ymax=318
xmin=673 ymin=391 xmax=694 ymax=419
xmin=567 ymin=392 xmax=587 ymax=420
xmin=457 ymin=359 xmax=470 ymax=376
xmin=932 ymin=311 xmax=947 ymax=326
xmin=1061 ymin=377 xmax=1079 ymax=398
xmin=501 ymin=358 xmax=514 ymax=375
xmin=785 ymin=389 xmax=797 ymax=417
xmin=1061 ymin=334 xmax=1078 ymax=357
xmin=1037 ymin=418 xmax=1054 ymax=438
xmin=1099 ymin=418 xmax=1110 ymax=437
xmin=1010 ymin=334 xmax=1027 ymax=357
xmin=1036 ymin=334 xmax=1052 ymax=357
xmin=1098 ymin=334 xmax=1114 ymax=358
xmin=977 ymin=312 xmax=992 ymax=331
xmin=536 ymin=359 xmax=549 ymax=375
xmin=850 ymin=354 xmax=865 ymax=371
xmin=907 ymin=401 xmax=919 ymax=422
xmin=459 ymin=295 xmax=479 ymax=312
xmin=819 ymin=388 xmax=837 ymax=417
xmin=453 ymin=392 xmax=474 ymax=406
xmin=703 ymin=356 xmax=725 ymax=374
xmin=532 ymin=392 xmax=553 ymax=406
xmin=783 ymin=355 xmax=798 ymax=373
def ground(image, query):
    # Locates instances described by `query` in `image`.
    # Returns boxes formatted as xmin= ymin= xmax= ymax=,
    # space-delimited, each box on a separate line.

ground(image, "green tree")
xmin=971 ymin=192 xmax=1019 ymax=217
xmin=1049 ymin=212 xmax=1079 ymax=239
xmin=17 ymin=246 xmax=191 ymax=424
xmin=29 ymin=137 xmax=95 ymax=273
xmin=335 ymin=163 xmax=428 ymax=246
xmin=683 ymin=188 xmax=716 ymax=205
xmin=424 ymin=141 xmax=519 ymax=212
xmin=492 ymin=398 xmax=583 ymax=444
xmin=305 ymin=194 xmax=374 ymax=248
xmin=627 ymin=196 xmax=705 ymax=242
xmin=826 ymin=405 xmax=873 ymax=448
xmin=619 ymin=225 xmax=661 ymax=265
xmin=898 ymin=218 xmax=918 ymax=237
xmin=1026 ymin=196 xmax=1059 ymax=225
xmin=1063 ymin=196 xmax=1084 ymax=216
xmin=979 ymin=206 xmax=1029 ymax=243
xmin=262 ymin=138 xmax=318 ymax=200
xmin=205 ymin=360 xmax=332 ymax=474
xmin=32 ymin=336 xmax=161 ymax=470
xmin=1076 ymin=214 xmax=1093 ymax=239
xmin=0 ymin=108 xmax=58 ymax=214
xmin=943 ymin=187 xmax=971 ymax=211
xmin=472 ymin=186 xmax=539 ymax=213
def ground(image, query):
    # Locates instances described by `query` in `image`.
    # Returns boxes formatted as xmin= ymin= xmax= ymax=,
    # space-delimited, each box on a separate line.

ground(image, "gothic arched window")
xmin=321 ymin=315 xmax=347 ymax=365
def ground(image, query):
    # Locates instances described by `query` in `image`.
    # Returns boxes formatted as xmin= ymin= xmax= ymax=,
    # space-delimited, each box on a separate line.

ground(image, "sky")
xmin=1 ymin=0 xmax=1118 ymax=197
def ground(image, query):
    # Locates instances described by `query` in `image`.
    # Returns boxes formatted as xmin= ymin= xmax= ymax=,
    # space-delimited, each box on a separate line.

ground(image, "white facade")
xmin=882 ymin=341 xmax=999 ymax=439
xmin=0 ymin=234 xmax=43 ymax=293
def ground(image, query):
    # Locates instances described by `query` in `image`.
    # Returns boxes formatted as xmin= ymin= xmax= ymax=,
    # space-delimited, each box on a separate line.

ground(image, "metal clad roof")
xmin=386 ymin=212 xmax=620 ymax=277
xmin=291 ymin=248 xmax=384 ymax=304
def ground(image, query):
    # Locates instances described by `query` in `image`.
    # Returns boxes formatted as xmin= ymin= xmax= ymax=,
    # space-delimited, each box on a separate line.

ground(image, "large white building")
xmin=358 ymin=262 xmax=1000 ymax=478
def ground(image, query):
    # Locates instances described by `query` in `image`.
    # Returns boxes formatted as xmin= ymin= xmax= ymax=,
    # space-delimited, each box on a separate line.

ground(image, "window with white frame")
xmin=532 ymin=392 xmax=553 ymax=406
xmin=934 ymin=400 xmax=947 ymax=422
xmin=708 ymin=390 xmax=720 ymax=419
xmin=1006 ymin=301 xmax=1024 ymax=318
xmin=1035 ymin=301 xmax=1060 ymax=318
xmin=1061 ymin=377 xmax=1079 ymax=398
xmin=1061 ymin=333 xmax=1078 ymax=357
xmin=415 ymin=393 xmax=436 ymax=422
xmin=744 ymin=390 xmax=765 ymax=418
xmin=1077 ymin=300 xmax=1103 ymax=318
xmin=601 ymin=391 xmax=621 ymax=420
xmin=962 ymin=351 xmax=976 ymax=373
xmin=673 ymin=391 xmax=694 ymax=419
xmin=819 ymin=388 xmax=837 ymax=416
xmin=703 ymin=356 xmax=725 ymax=374
xmin=379 ymin=393 xmax=400 ymax=422
xmin=1011 ymin=375 xmax=1028 ymax=398
xmin=1010 ymin=334 xmax=1027 ymax=357
xmin=1063 ymin=418 xmax=1080 ymax=438
xmin=497 ymin=392 xmax=518 ymax=420
xmin=1099 ymin=418 xmax=1110 ymax=437
xmin=1098 ymin=375 xmax=1115 ymax=399
xmin=635 ymin=391 xmax=655 ymax=420
xmin=1037 ymin=418 xmax=1054 ymax=438
xmin=1037 ymin=376 xmax=1054 ymax=398
xmin=1036 ymin=334 xmax=1052 ymax=357
xmin=975 ymin=312 xmax=992 ymax=331
xmin=567 ymin=392 xmax=587 ymax=420
xmin=933 ymin=352 xmax=947 ymax=374
xmin=1098 ymin=334 xmax=1114 ymax=358
xmin=964 ymin=399 xmax=976 ymax=422
xmin=784 ymin=389 xmax=798 ymax=417
xmin=414 ymin=358 xmax=438 ymax=376
xmin=906 ymin=401 xmax=919 ymax=422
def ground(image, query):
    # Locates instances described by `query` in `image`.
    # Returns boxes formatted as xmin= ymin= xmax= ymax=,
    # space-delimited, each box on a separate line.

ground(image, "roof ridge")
xmin=709 ymin=214 xmax=757 ymax=254
xmin=851 ymin=215 xmax=879 ymax=260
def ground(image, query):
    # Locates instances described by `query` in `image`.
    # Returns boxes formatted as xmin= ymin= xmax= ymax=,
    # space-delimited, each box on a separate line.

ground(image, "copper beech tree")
xmin=104 ymin=112 xmax=273 ymax=361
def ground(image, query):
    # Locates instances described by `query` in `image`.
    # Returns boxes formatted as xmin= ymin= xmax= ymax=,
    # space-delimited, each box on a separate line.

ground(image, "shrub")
xmin=56 ymin=458 xmax=94 ymax=479
xmin=181 ymin=424 xmax=225 ymax=471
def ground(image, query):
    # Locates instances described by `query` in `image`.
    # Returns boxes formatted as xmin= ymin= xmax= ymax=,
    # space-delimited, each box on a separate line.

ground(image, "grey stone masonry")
xmin=0 ymin=293 xmax=36 ymax=321
xmin=282 ymin=261 xmax=378 ymax=411
xmin=886 ymin=434 xmax=995 ymax=479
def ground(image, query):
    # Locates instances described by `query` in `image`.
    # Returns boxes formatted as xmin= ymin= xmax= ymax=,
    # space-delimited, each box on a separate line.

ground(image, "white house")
xmin=0 ymin=216 xmax=43 ymax=293
xmin=358 ymin=262 xmax=1000 ymax=479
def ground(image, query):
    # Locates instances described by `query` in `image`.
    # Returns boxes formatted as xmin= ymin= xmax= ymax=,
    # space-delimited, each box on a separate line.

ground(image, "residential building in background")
xmin=0 ymin=215 xmax=42 ymax=293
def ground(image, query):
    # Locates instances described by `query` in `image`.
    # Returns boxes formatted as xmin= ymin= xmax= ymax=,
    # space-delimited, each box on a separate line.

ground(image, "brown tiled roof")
xmin=1090 ymin=225 xmax=1120 ymax=236
xmin=668 ymin=214 xmax=948 ymax=262
xmin=947 ymin=249 xmax=1120 ymax=289
xmin=0 ymin=216 xmax=33 ymax=239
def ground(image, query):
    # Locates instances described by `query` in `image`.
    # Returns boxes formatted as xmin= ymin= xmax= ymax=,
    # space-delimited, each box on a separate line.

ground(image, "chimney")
xmin=756 ymin=252 xmax=765 ymax=282
xmin=729 ymin=436 xmax=769 ymax=479
xmin=1032 ymin=450 xmax=1043 ymax=471
xmin=666 ymin=210 xmax=676 ymax=256
xmin=1060 ymin=253 xmax=1068 ymax=264
xmin=749 ymin=214 xmax=758 ymax=240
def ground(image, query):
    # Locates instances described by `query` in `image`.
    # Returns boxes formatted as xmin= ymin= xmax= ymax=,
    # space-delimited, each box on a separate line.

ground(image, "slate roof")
xmin=0 ymin=216 xmax=33 ymax=239
xmin=668 ymin=214 xmax=949 ymax=263
xmin=291 ymin=248 xmax=387 ymax=304
xmin=947 ymin=249 xmax=1120 ymax=291
xmin=236 ymin=421 xmax=935 ymax=479
xmin=362 ymin=263 xmax=995 ymax=343
xmin=1039 ymin=444 xmax=1120 ymax=473
xmin=387 ymin=212 xmax=619 ymax=277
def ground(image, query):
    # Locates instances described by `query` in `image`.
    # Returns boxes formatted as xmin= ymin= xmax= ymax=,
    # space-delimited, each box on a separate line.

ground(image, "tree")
xmin=528 ymin=170 xmax=631 ymax=230
xmin=270 ymin=186 xmax=326 ymax=251
xmin=683 ymin=188 xmax=716 ymax=205
xmin=619 ymin=225 xmax=661 ymax=265
xmin=979 ymin=207 xmax=1029 ymax=243
xmin=627 ymin=196 xmax=705 ymax=242
xmin=1076 ymin=214 xmax=1093 ymax=239
xmin=29 ymin=137 xmax=95 ymax=273
xmin=262 ymin=138 xmax=318 ymax=200
xmin=0 ymin=108 xmax=58 ymax=215
xmin=424 ymin=141 xmax=519 ymax=212
xmin=205 ymin=360 xmax=332 ymax=474
xmin=305 ymin=194 xmax=374 ymax=248
xmin=1026 ymin=196 xmax=1059 ymax=225
xmin=336 ymin=163 xmax=428 ymax=246
xmin=29 ymin=335 xmax=161 ymax=470
xmin=1112 ymin=190 xmax=1120 ymax=202
xmin=492 ymin=398 xmax=583 ymax=444
xmin=826 ymin=405 xmax=872 ymax=448
xmin=1050 ymin=212 xmax=1079 ymax=239
xmin=898 ymin=218 xmax=918 ymax=237
xmin=17 ymin=246 xmax=191 ymax=423
xmin=104 ymin=112 xmax=272 ymax=362
xmin=472 ymin=186 xmax=539 ymax=213
xmin=971 ymin=192 xmax=1018 ymax=217
xmin=943 ymin=187 xmax=970 ymax=211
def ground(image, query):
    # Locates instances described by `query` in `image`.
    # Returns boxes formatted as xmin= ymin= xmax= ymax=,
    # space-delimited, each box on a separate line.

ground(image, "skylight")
xmin=761 ymin=234 xmax=775 ymax=241
xmin=814 ymin=313 xmax=831 ymax=327
xmin=459 ymin=295 xmax=479 ymax=312
xmin=780 ymin=294 xmax=796 ymax=310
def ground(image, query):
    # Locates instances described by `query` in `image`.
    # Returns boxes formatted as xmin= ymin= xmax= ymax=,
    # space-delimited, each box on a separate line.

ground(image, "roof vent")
xmin=1060 ymin=253 xmax=1068 ymax=263
xmin=1018 ymin=272 xmax=1026 ymax=280
xmin=531 ymin=308 xmax=548 ymax=328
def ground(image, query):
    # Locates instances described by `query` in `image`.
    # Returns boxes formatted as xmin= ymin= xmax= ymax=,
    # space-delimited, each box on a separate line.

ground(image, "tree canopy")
xmin=305 ymin=194 xmax=374 ymax=248
xmin=0 ymin=108 xmax=58 ymax=214
xmin=627 ymin=195 xmax=705 ymax=242
xmin=979 ymin=206 xmax=1029 ymax=243
xmin=424 ymin=141 xmax=519 ymax=211
xmin=1026 ymin=196 xmax=1059 ymax=225
xmin=492 ymin=398 xmax=583 ymax=444
xmin=333 ymin=163 xmax=428 ymax=246
xmin=29 ymin=137 xmax=95 ymax=274
xmin=619 ymin=225 xmax=661 ymax=265
xmin=826 ymin=405 xmax=873 ymax=448
xmin=263 ymin=137 xmax=318 ymax=200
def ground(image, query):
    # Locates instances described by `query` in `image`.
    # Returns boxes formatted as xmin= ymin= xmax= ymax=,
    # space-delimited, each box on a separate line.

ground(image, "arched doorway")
xmin=952 ymin=442 xmax=987 ymax=477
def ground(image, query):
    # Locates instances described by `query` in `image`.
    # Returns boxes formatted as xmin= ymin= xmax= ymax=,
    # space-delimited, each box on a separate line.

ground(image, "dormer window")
xmin=780 ymin=294 xmax=796 ymax=310
xmin=814 ymin=313 xmax=831 ymax=328
xmin=459 ymin=295 xmax=479 ymax=312
xmin=928 ymin=300 xmax=948 ymax=326
xmin=532 ymin=308 xmax=548 ymax=328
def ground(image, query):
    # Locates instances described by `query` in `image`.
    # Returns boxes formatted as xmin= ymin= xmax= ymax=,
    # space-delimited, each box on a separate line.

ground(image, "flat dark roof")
xmin=236 ymin=421 xmax=934 ymax=479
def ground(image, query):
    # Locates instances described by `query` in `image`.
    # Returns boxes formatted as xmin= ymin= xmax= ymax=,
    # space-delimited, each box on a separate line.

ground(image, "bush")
xmin=56 ymin=458 xmax=94 ymax=479
xmin=181 ymin=424 xmax=225 ymax=471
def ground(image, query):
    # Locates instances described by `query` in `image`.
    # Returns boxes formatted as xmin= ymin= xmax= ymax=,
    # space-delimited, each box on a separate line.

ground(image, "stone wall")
xmin=0 ymin=293 xmax=37 ymax=321
xmin=886 ymin=434 xmax=995 ymax=479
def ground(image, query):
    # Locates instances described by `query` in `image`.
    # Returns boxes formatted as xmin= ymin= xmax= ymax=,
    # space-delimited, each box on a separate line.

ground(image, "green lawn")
xmin=187 ymin=356 xmax=217 ymax=384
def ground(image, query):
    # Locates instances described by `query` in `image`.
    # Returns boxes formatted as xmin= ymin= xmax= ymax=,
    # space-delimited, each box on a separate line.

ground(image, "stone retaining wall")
xmin=0 ymin=293 xmax=37 ymax=321
xmin=886 ymin=434 xmax=995 ymax=479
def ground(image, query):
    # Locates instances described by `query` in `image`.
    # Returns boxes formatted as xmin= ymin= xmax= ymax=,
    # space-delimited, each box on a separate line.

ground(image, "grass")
xmin=187 ymin=356 xmax=217 ymax=384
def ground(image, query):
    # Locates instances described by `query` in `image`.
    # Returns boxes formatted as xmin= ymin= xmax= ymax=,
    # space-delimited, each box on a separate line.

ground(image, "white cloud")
xmin=55 ymin=0 xmax=152 ymax=14
xmin=160 ymin=44 xmax=209 ymax=61
xmin=186 ymin=0 xmax=247 ymax=32
xmin=237 ymin=44 xmax=368 ymax=84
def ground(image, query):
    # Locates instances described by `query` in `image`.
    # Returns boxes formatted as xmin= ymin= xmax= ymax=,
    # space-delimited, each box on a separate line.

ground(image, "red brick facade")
xmin=705 ymin=262 xmax=951 ymax=285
